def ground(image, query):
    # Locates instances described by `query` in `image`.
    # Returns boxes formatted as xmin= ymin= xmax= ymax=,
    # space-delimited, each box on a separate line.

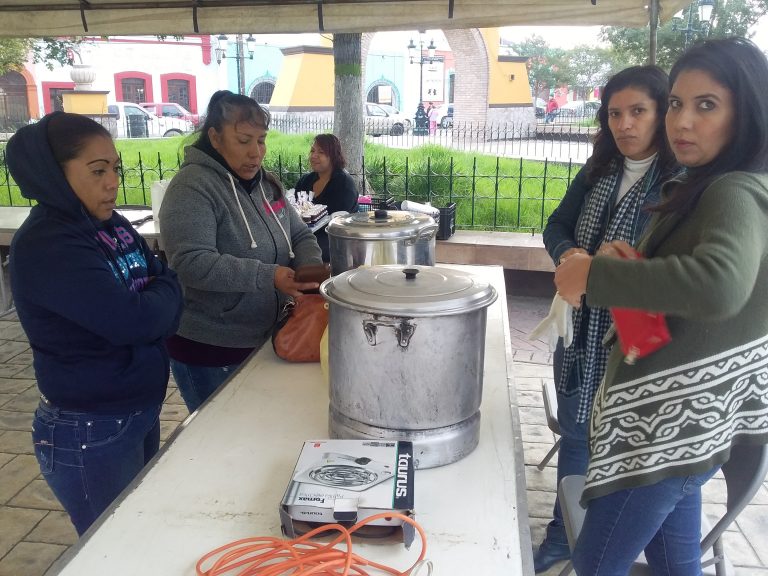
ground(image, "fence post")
xmin=1 ymin=151 xmax=12 ymax=205
xmin=298 ymin=155 xmax=303 ymax=187
xmin=471 ymin=157 xmax=477 ymax=227
xmin=137 ymin=151 xmax=148 ymax=204
xmin=493 ymin=156 xmax=500 ymax=229
xmin=361 ymin=154 xmax=366 ymax=195
xmin=427 ymin=156 xmax=432 ymax=202
xmin=119 ymin=152 xmax=127 ymax=204
xmin=540 ymin=158 xmax=549 ymax=229
xmin=383 ymin=156 xmax=388 ymax=194
xmin=404 ymin=156 xmax=410 ymax=200
xmin=517 ymin=157 xmax=523 ymax=228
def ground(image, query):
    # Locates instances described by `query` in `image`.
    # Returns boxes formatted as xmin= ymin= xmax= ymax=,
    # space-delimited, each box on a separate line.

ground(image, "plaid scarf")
xmin=558 ymin=156 xmax=659 ymax=423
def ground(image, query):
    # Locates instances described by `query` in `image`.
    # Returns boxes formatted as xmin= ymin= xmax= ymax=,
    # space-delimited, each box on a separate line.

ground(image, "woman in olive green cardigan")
xmin=556 ymin=37 xmax=768 ymax=575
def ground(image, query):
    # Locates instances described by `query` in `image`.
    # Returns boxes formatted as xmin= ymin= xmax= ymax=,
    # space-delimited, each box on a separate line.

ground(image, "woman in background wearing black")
xmin=295 ymin=134 xmax=358 ymax=261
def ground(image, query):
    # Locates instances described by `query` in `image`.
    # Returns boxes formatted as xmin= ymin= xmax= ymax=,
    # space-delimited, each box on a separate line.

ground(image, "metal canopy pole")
xmin=648 ymin=0 xmax=659 ymax=65
xmin=236 ymin=34 xmax=246 ymax=95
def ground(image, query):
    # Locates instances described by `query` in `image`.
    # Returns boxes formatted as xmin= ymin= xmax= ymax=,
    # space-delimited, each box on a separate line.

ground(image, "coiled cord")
xmin=196 ymin=512 xmax=428 ymax=576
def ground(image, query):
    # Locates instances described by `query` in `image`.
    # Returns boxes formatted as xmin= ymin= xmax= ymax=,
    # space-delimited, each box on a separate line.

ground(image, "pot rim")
xmin=320 ymin=265 xmax=498 ymax=316
xmin=327 ymin=210 xmax=437 ymax=240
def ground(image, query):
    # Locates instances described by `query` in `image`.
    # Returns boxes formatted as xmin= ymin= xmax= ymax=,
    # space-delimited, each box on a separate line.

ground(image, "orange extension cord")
xmin=195 ymin=512 xmax=429 ymax=576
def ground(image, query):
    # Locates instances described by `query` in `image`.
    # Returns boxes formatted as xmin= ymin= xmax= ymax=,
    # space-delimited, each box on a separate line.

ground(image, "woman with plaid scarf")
xmin=555 ymin=37 xmax=768 ymax=576
xmin=533 ymin=66 xmax=681 ymax=573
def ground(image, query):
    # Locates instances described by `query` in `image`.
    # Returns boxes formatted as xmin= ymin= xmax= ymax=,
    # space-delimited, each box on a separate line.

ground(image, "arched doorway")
xmin=366 ymin=79 xmax=401 ymax=110
xmin=250 ymin=76 xmax=276 ymax=106
xmin=0 ymin=71 xmax=31 ymax=129
xmin=362 ymin=29 xmax=489 ymax=125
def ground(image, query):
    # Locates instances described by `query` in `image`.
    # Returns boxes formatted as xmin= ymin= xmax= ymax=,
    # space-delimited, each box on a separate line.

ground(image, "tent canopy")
xmin=0 ymin=0 xmax=690 ymax=37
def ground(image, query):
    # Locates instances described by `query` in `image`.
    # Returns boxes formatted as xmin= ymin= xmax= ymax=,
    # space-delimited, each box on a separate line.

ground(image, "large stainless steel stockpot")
xmin=319 ymin=265 xmax=498 ymax=468
xmin=326 ymin=210 xmax=438 ymax=276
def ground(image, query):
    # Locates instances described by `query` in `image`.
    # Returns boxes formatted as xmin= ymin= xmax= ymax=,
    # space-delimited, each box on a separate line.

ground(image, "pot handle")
xmin=403 ymin=222 xmax=438 ymax=247
xmin=362 ymin=318 xmax=416 ymax=348
xmin=417 ymin=222 xmax=439 ymax=241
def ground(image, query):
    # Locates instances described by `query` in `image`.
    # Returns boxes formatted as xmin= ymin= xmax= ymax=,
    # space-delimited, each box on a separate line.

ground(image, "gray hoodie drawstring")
xmin=227 ymin=172 xmax=294 ymax=258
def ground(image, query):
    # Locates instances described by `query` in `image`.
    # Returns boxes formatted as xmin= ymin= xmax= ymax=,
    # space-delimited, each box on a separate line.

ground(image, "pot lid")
xmin=320 ymin=265 xmax=498 ymax=316
xmin=327 ymin=210 xmax=436 ymax=240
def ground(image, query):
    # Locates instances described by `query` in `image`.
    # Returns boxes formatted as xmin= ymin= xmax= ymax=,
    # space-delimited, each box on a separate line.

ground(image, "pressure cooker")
xmin=326 ymin=210 xmax=438 ymax=276
xmin=319 ymin=264 xmax=498 ymax=468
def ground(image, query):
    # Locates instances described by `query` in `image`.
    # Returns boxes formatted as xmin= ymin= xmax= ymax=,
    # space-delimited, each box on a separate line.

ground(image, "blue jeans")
xmin=32 ymin=399 xmax=161 ymax=536
xmin=572 ymin=466 xmax=720 ymax=575
xmin=170 ymin=359 xmax=241 ymax=413
xmin=543 ymin=344 xmax=589 ymax=548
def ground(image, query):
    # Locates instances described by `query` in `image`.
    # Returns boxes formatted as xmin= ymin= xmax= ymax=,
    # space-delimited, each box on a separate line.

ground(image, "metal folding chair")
xmin=537 ymin=380 xmax=561 ymax=470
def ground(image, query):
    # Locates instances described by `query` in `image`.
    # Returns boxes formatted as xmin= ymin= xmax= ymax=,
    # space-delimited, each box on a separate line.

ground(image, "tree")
xmin=0 ymin=37 xmax=82 ymax=75
xmin=510 ymin=35 xmax=570 ymax=98
xmin=601 ymin=0 xmax=768 ymax=70
xmin=333 ymin=33 xmax=364 ymax=187
xmin=510 ymin=36 xmax=618 ymax=99
xmin=560 ymin=44 xmax=622 ymax=98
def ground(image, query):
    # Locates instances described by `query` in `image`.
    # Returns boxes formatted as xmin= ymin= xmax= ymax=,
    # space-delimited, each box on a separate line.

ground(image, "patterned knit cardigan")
xmin=582 ymin=171 xmax=768 ymax=503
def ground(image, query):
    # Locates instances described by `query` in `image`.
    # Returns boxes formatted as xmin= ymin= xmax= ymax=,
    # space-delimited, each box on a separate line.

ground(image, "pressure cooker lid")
xmin=327 ymin=210 xmax=436 ymax=240
xmin=320 ymin=265 xmax=498 ymax=316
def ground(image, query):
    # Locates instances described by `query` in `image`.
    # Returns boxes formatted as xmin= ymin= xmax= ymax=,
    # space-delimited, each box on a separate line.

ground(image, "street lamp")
xmin=674 ymin=0 xmax=715 ymax=49
xmin=407 ymin=34 xmax=436 ymax=136
xmin=215 ymin=33 xmax=256 ymax=95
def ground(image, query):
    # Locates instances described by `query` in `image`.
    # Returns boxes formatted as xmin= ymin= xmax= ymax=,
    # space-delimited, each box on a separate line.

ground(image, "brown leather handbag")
xmin=272 ymin=294 xmax=329 ymax=363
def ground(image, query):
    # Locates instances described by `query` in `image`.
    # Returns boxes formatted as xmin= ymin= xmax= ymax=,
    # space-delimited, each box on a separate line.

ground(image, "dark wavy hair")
xmin=196 ymin=90 xmax=270 ymax=146
xmin=657 ymin=37 xmax=768 ymax=215
xmin=586 ymin=65 xmax=675 ymax=184
xmin=313 ymin=133 xmax=346 ymax=171
xmin=47 ymin=112 xmax=112 ymax=166
xmin=194 ymin=90 xmax=286 ymax=192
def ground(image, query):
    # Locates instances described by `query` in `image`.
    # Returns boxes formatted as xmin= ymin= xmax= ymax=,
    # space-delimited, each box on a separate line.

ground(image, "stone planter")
xmin=70 ymin=64 xmax=96 ymax=90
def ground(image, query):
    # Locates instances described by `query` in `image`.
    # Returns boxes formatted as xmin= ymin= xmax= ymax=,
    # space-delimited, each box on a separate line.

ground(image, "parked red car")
xmin=140 ymin=102 xmax=200 ymax=128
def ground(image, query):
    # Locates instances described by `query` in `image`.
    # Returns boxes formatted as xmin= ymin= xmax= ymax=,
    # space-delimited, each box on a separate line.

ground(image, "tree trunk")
xmin=333 ymin=33 xmax=364 ymax=190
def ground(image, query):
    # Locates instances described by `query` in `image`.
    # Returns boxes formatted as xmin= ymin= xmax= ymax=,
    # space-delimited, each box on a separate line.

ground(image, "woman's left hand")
xmin=554 ymin=253 xmax=593 ymax=308
xmin=274 ymin=266 xmax=319 ymax=297
xmin=597 ymin=240 xmax=640 ymax=260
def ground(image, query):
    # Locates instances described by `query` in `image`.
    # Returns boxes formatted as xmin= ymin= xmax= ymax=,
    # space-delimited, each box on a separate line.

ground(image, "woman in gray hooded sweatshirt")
xmin=160 ymin=91 xmax=322 ymax=412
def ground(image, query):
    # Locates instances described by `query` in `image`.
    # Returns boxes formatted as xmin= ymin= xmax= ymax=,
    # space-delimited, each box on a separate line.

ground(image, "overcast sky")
xmin=500 ymin=25 xmax=605 ymax=48
xmin=502 ymin=18 xmax=768 ymax=50
xmin=263 ymin=16 xmax=768 ymax=53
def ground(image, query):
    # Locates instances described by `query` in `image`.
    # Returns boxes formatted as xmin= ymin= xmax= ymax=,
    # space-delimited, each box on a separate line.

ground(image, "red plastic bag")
xmin=609 ymin=248 xmax=671 ymax=364
xmin=610 ymin=307 xmax=671 ymax=364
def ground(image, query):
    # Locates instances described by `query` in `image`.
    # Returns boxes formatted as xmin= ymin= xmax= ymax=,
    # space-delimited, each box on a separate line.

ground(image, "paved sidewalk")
xmin=0 ymin=309 xmax=188 ymax=576
xmin=0 ymin=297 xmax=766 ymax=575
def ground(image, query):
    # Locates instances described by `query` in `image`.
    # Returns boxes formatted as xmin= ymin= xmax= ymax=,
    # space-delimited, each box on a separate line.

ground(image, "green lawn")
xmin=1 ymin=132 xmax=581 ymax=232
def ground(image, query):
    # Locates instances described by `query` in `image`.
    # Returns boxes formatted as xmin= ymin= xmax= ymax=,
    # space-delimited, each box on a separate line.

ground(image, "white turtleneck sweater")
xmin=616 ymin=152 xmax=657 ymax=205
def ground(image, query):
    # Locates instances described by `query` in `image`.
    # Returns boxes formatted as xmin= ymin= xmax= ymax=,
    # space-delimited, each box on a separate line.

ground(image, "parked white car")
xmin=107 ymin=102 xmax=192 ymax=138
xmin=555 ymin=100 xmax=599 ymax=122
xmin=435 ymin=103 xmax=453 ymax=128
xmin=364 ymin=102 xmax=411 ymax=136
xmin=375 ymin=103 xmax=413 ymax=130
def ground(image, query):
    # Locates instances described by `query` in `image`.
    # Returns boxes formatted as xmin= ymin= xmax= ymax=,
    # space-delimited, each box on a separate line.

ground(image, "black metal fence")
xmin=1 ymin=117 xmax=593 ymax=232
xmin=0 ymin=151 xmax=583 ymax=233
xmin=270 ymin=114 xmax=596 ymax=163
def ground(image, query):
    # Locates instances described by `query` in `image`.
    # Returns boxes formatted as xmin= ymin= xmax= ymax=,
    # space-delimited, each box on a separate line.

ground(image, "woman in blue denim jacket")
xmin=533 ymin=66 xmax=681 ymax=573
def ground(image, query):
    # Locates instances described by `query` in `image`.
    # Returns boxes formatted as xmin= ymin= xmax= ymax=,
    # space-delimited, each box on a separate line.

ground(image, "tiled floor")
xmin=0 ymin=309 xmax=189 ymax=576
xmin=0 ymin=297 xmax=766 ymax=575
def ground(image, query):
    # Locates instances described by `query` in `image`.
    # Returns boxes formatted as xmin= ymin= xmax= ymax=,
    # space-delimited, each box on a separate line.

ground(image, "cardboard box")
xmin=279 ymin=439 xmax=415 ymax=546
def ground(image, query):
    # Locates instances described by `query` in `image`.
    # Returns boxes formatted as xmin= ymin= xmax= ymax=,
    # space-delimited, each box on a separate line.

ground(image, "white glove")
xmin=528 ymin=293 xmax=573 ymax=350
